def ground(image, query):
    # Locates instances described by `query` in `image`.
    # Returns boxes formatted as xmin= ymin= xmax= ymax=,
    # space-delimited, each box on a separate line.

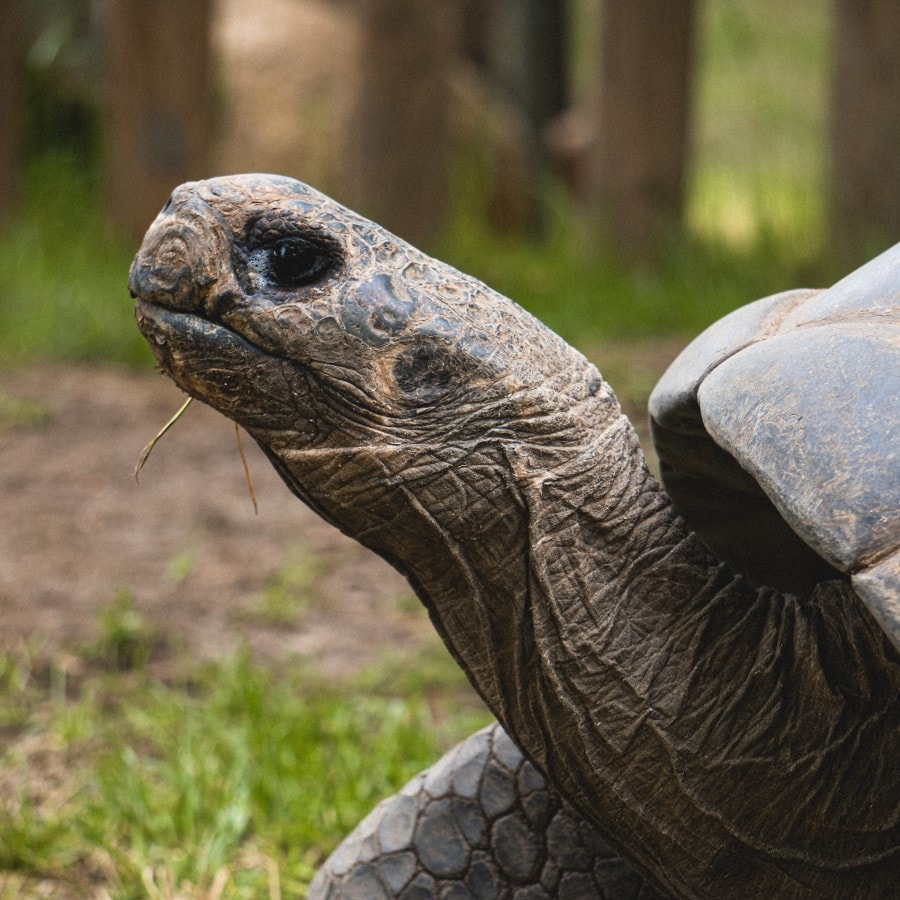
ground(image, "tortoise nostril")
xmin=162 ymin=194 xmax=174 ymax=214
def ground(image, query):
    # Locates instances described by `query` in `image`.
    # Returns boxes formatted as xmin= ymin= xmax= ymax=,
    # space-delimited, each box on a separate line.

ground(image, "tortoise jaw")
xmin=133 ymin=297 xmax=255 ymax=358
xmin=133 ymin=296 xmax=309 ymax=435
xmin=133 ymin=296 xmax=256 ymax=389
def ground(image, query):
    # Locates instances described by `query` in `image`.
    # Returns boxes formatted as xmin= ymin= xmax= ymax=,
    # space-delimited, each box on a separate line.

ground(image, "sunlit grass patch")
xmin=241 ymin=546 xmax=323 ymax=628
xmin=0 ymin=641 xmax=490 ymax=897
xmin=0 ymin=152 xmax=150 ymax=369
xmin=687 ymin=167 xmax=824 ymax=256
xmin=440 ymin=187 xmax=821 ymax=349
xmin=0 ymin=393 xmax=53 ymax=430
xmin=696 ymin=0 xmax=829 ymax=183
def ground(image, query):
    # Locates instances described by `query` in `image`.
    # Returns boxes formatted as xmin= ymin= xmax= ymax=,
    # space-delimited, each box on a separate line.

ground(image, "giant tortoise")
xmin=129 ymin=174 xmax=899 ymax=899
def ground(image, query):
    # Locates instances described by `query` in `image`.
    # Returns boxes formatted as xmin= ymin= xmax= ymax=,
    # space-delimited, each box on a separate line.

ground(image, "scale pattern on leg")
xmin=308 ymin=723 xmax=668 ymax=898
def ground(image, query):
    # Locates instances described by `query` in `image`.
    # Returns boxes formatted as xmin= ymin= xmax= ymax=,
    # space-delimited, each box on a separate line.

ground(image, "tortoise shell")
xmin=649 ymin=243 xmax=899 ymax=650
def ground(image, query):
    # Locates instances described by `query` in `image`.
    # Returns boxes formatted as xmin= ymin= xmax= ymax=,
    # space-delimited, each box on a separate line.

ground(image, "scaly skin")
xmin=130 ymin=175 xmax=899 ymax=898
xmin=308 ymin=723 xmax=666 ymax=899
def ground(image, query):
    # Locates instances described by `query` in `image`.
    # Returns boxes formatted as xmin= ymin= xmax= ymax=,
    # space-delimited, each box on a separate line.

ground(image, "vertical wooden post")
xmin=341 ymin=0 xmax=460 ymax=247
xmin=106 ymin=0 xmax=213 ymax=239
xmin=0 ymin=0 xmax=22 ymax=218
xmin=481 ymin=0 xmax=569 ymax=234
xmin=589 ymin=0 xmax=696 ymax=260
xmin=522 ymin=0 xmax=568 ymax=152
xmin=830 ymin=0 xmax=900 ymax=260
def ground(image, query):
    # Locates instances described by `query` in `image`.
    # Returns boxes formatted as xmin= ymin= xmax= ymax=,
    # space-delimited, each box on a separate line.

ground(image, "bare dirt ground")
xmin=0 ymin=349 xmax=679 ymax=679
xmin=0 ymin=366 xmax=424 ymax=679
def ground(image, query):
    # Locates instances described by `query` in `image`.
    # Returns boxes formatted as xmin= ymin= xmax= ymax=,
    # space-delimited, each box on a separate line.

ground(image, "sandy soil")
xmin=0 ymin=366 xmax=425 ymax=680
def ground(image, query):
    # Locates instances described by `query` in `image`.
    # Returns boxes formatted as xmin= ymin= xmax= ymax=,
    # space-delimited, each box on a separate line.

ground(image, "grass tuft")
xmin=0 ymin=393 xmax=53 ymax=430
xmin=241 ymin=547 xmax=322 ymax=628
xmin=88 ymin=590 xmax=166 ymax=672
xmin=0 ymin=643 xmax=491 ymax=896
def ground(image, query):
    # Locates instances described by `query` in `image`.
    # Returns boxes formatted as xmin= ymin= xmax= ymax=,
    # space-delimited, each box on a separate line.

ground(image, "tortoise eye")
xmin=268 ymin=237 xmax=333 ymax=287
xmin=249 ymin=236 xmax=336 ymax=289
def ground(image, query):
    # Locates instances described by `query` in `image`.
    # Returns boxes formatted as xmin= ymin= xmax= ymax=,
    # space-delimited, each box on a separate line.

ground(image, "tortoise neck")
xmin=419 ymin=409 xmax=732 ymax=734
xmin=410 ymin=410 xmax=898 ymax=898
xmin=262 ymin=364 xmax=898 ymax=896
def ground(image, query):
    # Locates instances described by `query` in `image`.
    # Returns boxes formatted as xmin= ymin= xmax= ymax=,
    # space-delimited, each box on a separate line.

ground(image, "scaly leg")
xmin=309 ymin=722 xmax=667 ymax=898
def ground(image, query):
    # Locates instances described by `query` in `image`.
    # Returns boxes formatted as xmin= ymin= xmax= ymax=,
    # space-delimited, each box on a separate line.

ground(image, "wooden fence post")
xmin=106 ymin=0 xmax=213 ymax=238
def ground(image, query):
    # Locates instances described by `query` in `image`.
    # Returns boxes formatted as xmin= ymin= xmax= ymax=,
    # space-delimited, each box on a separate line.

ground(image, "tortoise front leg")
xmin=308 ymin=722 xmax=666 ymax=899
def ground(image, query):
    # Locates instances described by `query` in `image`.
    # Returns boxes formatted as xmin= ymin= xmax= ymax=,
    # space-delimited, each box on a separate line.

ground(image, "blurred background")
xmin=1 ymin=0 xmax=897 ymax=365
xmin=0 ymin=1 xmax=898 ymax=895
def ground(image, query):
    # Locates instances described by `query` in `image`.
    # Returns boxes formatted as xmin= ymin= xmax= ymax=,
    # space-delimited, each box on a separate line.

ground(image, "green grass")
xmin=0 ymin=392 xmax=52 ymax=429
xmin=696 ymin=0 xmax=829 ymax=183
xmin=0 ymin=152 xmax=151 ymax=368
xmin=690 ymin=0 xmax=830 ymax=250
xmin=0 ymin=640 xmax=490 ymax=897
xmin=439 ymin=187 xmax=824 ymax=347
xmin=241 ymin=546 xmax=322 ymax=628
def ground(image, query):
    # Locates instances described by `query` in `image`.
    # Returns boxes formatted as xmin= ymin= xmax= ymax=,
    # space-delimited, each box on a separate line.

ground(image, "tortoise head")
xmin=130 ymin=175 xmax=618 ymax=548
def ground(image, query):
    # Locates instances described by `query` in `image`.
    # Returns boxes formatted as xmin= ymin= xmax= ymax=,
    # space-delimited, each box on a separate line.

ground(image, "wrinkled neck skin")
xmin=251 ymin=355 xmax=898 ymax=900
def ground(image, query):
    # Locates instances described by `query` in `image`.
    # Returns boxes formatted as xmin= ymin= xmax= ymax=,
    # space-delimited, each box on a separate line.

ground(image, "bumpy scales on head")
xmin=131 ymin=175 xmax=899 ymax=899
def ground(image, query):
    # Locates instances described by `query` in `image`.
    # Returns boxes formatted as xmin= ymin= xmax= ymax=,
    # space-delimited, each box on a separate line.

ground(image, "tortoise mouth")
xmin=135 ymin=298 xmax=272 ymax=364
xmin=133 ymin=297 xmax=280 ymax=409
xmin=134 ymin=297 xmax=323 ymax=440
